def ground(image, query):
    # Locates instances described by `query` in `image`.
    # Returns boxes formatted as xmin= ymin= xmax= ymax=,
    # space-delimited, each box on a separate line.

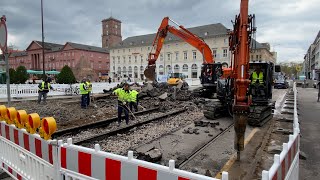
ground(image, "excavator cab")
xmin=249 ymin=62 xmax=273 ymax=102
xmin=248 ymin=61 xmax=275 ymax=126
xmin=200 ymin=63 xmax=223 ymax=94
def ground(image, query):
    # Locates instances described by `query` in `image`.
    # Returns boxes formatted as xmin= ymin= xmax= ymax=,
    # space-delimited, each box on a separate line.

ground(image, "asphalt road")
xmin=298 ymin=87 xmax=320 ymax=179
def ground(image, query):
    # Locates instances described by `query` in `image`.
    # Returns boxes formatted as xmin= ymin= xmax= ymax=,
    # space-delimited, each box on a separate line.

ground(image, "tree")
xmin=9 ymin=68 xmax=17 ymax=84
xmin=56 ymin=65 xmax=76 ymax=84
xmin=15 ymin=66 xmax=28 ymax=84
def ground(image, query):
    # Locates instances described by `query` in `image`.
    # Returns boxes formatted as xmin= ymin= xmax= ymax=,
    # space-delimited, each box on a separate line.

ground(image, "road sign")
xmin=0 ymin=16 xmax=7 ymax=52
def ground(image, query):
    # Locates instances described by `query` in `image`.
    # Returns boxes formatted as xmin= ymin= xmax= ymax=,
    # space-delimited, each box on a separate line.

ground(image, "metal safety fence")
xmin=262 ymin=82 xmax=300 ymax=180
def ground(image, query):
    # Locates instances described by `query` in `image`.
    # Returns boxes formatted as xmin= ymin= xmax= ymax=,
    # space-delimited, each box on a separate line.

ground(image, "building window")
xmin=256 ymin=55 xmax=259 ymax=59
xmin=212 ymin=49 xmax=217 ymax=58
xmin=175 ymin=52 xmax=179 ymax=61
xmin=182 ymin=64 xmax=188 ymax=72
xmin=115 ymin=24 xmax=118 ymax=29
xmin=192 ymin=51 xmax=197 ymax=60
xmin=112 ymin=56 xmax=115 ymax=62
xmin=72 ymin=61 xmax=75 ymax=67
xmin=167 ymin=53 xmax=171 ymax=61
xmin=129 ymin=56 xmax=131 ymax=63
xmin=223 ymin=49 xmax=228 ymax=57
xmin=174 ymin=64 xmax=180 ymax=72
xmin=148 ymin=47 xmax=150 ymax=51
xmin=106 ymin=24 xmax=108 ymax=28
xmin=160 ymin=54 xmax=163 ymax=61
xmin=183 ymin=51 xmax=188 ymax=60
xmin=117 ymin=56 xmax=120 ymax=64
xmin=259 ymin=55 xmax=262 ymax=60
xmin=224 ymin=38 xmax=228 ymax=44
xmin=251 ymin=55 xmax=253 ymax=60
xmin=134 ymin=56 xmax=137 ymax=63
xmin=113 ymin=66 xmax=115 ymax=70
xmin=99 ymin=63 xmax=101 ymax=69
xmin=140 ymin=55 xmax=143 ymax=62
xmin=123 ymin=56 xmax=126 ymax=63
xmin=107 ymin=31 xmax=109 ymax=35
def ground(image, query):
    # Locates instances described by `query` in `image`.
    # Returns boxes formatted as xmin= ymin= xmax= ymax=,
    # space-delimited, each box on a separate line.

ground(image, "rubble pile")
xmin=138 ymin=82 xmax=192 ymax=101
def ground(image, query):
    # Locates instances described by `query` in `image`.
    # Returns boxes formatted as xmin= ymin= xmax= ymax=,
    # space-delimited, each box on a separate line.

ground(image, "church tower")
xmin=101 ymin=17 xmax=122 ymax=49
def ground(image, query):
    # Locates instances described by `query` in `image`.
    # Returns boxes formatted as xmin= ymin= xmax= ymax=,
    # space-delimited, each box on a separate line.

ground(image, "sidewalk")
xmin=298 ymin=87 xmax=320 ymax=179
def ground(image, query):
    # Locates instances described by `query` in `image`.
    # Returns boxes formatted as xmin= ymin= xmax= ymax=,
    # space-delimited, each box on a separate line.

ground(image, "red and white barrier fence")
xmin=262 ymin=82 xmax=300 ymax=180
xmin=0 ymin=120 xmax=228 ymax=180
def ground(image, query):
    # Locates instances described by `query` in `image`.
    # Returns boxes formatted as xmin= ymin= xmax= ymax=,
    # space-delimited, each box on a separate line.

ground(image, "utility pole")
xmin=0 ymin=15 xmax=10 ymax=106
xmin=41 ymin=0 xmax=45 ymax=76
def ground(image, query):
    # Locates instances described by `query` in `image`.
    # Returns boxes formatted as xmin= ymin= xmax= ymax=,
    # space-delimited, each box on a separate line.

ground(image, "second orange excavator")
xmin=144 ymin=17 xmax=222 ymax=94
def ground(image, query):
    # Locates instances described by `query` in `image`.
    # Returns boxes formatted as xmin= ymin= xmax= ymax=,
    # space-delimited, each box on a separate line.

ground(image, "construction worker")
xmin=86 ymin=79 xmax=92 ymax=106
xmin=80 ymin=79 xmax=89 ymax=109
xmin=113 ymin=83 xmax=131 ymax=126
xmin=38 ymin=78 xmax=53 ymax=104
xmin=130 ymin=89 xmax=139 ymax=112
xmin=250 ymin=65 xmax=266 ymax=96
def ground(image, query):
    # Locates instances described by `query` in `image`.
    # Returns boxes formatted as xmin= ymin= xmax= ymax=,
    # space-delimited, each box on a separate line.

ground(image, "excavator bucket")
xmin=144 ymin=66 xmax=156 ymax=81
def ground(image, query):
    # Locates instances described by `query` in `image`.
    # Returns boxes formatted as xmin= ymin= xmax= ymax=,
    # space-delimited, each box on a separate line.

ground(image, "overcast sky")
xmin=1 ymin=0 xmax=319 ymax=63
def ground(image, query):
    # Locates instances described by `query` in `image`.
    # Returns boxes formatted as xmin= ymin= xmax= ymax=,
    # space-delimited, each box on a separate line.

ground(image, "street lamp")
xmin=41 ymin=0 xmax=45 ymax=76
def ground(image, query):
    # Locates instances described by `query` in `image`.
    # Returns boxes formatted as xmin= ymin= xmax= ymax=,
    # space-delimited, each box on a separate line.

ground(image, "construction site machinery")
xmin=144 ymin=17 xmax=222 ymax=94
xmin=167 ymin=72 xmax=186 ymax=86
xmin=204 ymin=0 xmax=274 ymax=160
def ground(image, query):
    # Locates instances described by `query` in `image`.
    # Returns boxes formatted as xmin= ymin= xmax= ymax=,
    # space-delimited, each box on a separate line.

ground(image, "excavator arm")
xmin=144 ymin=17 xmax=214 ymax=80
xmin=229 ymin=0 xmax=256 ymax=160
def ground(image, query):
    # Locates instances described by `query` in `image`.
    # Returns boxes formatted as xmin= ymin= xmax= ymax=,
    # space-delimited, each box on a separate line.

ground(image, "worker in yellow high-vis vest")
xmin=129 ymin=89 xmax=139 ymax=112
xmin=80 ymin=79 xmax=89 ymax=109
xmin=250 ymin=65 xmax=266 ymax=96
xmin=38 ymin=78 xmax=54 ymax=104
xmin=86 ymin=79 xmax=92 ymax=106
xmin=113 ymin=83 xmax=132 ymax=126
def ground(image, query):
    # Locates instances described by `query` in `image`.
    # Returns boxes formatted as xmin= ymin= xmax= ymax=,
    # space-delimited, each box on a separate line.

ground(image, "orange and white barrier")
xmin=262 ymin=83 xmax=300 ymax=180
xmin=0 ymin=105 xmax=229 ymax=180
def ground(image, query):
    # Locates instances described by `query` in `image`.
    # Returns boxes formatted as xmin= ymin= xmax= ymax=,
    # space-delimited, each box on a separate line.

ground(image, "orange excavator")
xmin=144 ymin=17 xmax=222 ymax=94
xmin=215 ymin=0 xmax=274 ymax=160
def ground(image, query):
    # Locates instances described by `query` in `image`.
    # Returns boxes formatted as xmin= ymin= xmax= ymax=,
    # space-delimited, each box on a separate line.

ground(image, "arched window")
xmin=191 ymin=64 xmax=198 ymax=71
xmin=182 ymin=64 xmax=188 ymax=72
xmin=128 ymin=66 xmax=133 ymax=73
xmin=174 ymin=64 xmax=180 ymax=72
xmin=134 ymin=66 xmax=138 ymax=72
xmin=123 ymin=67 xmax=127 ymax=73
xmin=166 ymin=65 xmax=172 ymax=72
xmin=117 ymin=67 xmax=121 ymax=73
xmin=140 ymin=66 xmax=144 ymax=73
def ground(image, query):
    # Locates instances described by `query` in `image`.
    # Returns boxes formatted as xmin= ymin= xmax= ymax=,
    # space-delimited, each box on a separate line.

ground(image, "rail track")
xmin=177 ymin=122 xmax=235 ymax=168
xmin=73 ymin=108 xmax=187 ymax=145
xmin=52 ymin=107 xmax=159 ymax=138
xmin=54 ymin=108 xmax=187 ymax=146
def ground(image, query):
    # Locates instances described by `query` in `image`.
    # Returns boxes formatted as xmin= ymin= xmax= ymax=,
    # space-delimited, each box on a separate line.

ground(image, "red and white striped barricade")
xmin=261 ymin=83 xmax=300 ymax=180
xmin=0 ymin=121 xmax=58 ymax=180
xmin=59 ymin=138 xmax=229 ymax=180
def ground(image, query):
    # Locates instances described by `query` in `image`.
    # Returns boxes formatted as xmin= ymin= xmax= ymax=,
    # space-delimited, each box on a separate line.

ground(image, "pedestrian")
xmin=80 ymin=79 xmax=89 ymax=109
xmin=86 ymin=79 xmax=92 ymax=106
xmin=317 ymin=81 xmax=320 ymax=102
xmin=129 ymin=89 xmax=139 ymax=112
xmin=113 ymin=83 xmax=131 ymax=126
xmin=109 ymin=77 xmax=112 ymax=84
xmin=38 ymin=78 xmax=53 ymax=104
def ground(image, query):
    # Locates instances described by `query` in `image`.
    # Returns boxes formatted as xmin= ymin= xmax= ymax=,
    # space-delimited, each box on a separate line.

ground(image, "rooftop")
xmin=111 ymin=23 xmax=229 ymax=49
xmin=66 ymin=42 xmax=109 ymax=53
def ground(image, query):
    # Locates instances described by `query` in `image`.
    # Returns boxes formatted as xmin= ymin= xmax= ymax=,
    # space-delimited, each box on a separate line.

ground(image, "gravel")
xmin=86 ymin=105 xmax=203 ymax=155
